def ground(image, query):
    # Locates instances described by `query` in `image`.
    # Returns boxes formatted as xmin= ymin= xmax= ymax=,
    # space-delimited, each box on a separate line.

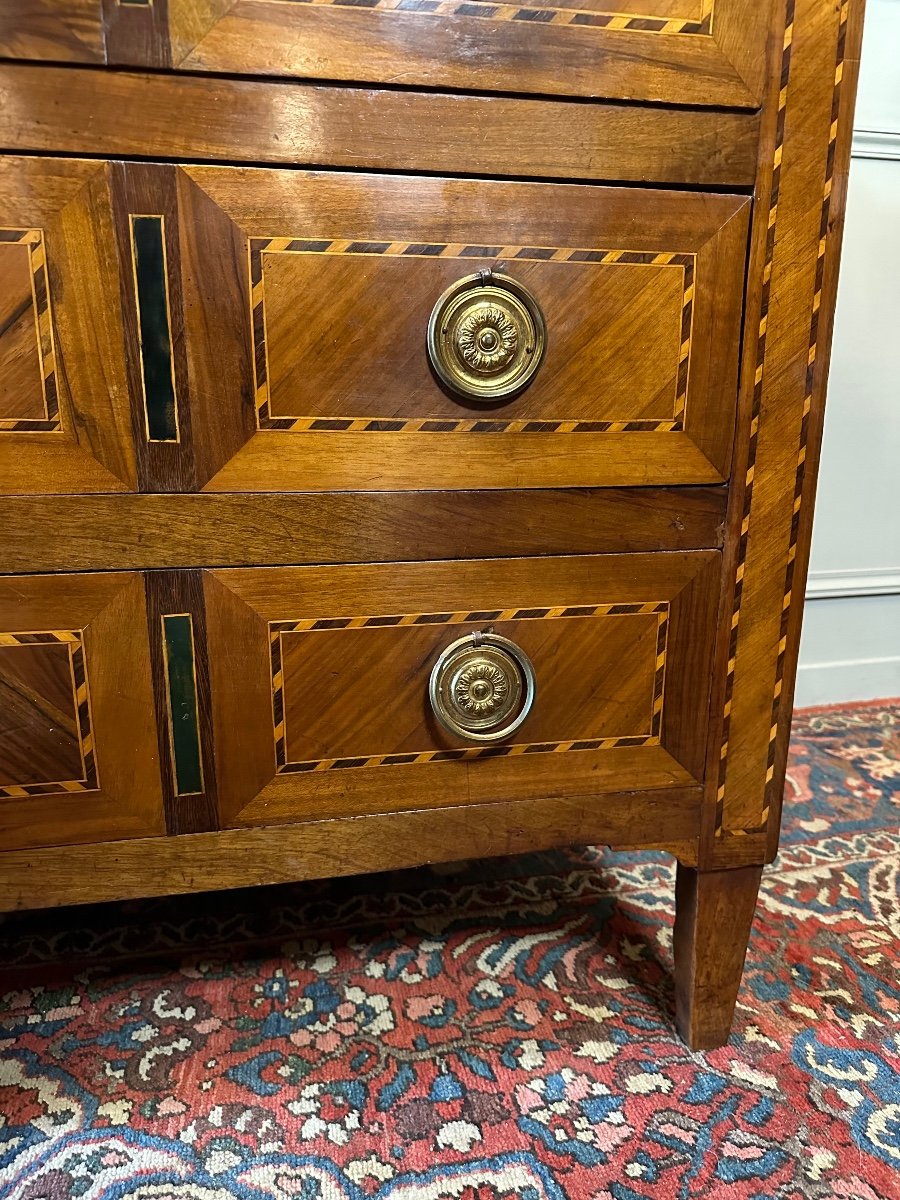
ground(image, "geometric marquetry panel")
xmin=0 ymin=573 xmax=164 ymax=852
xmin=0 ymin=631 xmax=96 ymax=795
xmin=0 ymin=229 xmax=60 ymax=431
xmin=0 ymin=158 xmax=137 ymax=495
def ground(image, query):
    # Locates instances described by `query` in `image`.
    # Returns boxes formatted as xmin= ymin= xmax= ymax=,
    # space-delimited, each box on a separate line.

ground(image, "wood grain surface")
xmin=0 ymin=158 xmax=137 ymax=494
xmin=673 ymin=863 xmax=764 ymax=1048
xmin=2 ymin=0 xmax=773 ymax=107
xmin=0 ymin=788 xmax=702 ymax=913
xmin=0 ymin=0 xmax=104 ymax=63
xmin=0 ymin=65 xmax=760 ymax=188
xmin=0 ymin=489 xmax=726 ymax=573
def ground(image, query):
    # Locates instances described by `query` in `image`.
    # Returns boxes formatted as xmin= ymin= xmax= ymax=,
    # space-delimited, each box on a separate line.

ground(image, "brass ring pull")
xmin=428 ymin=631 xmax=537 ymax=743
xmin=427 ymin=270 xmax=547 ymax=402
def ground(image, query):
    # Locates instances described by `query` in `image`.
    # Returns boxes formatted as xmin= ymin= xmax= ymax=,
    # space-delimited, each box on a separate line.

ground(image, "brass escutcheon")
xmin=427 ymin=270 xmax=547 ymax=402
xmin=429 ymin=631 xmax=537 ymax=743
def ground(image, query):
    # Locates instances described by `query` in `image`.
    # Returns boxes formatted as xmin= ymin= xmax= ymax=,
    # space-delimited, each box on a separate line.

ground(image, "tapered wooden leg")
xmin=673 ymin=862 xmax=763 ymax=1050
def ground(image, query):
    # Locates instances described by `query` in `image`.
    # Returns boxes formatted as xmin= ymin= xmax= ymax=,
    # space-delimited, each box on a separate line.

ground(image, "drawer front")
xmin=0 ymin=158 xmax=136 ymax=495
xmin=166 ymin=169 xmax=749 ymax=492
xmin=2 ymin=158 xmax=747 ymax=495
xmin=0 ymin=573 xmax=164 ymax=851
xmin=204 ymin=552 xmax=719 ymax=829
xmin=7 ymin=0 xmax=773 ymax=107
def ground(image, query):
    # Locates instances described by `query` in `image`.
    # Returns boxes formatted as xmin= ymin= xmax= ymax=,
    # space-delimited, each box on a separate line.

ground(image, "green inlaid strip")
xmin=131 ymin=215 xmax=178 ymax=441
xmin=161 ymin=614 xmax=203 ymax=796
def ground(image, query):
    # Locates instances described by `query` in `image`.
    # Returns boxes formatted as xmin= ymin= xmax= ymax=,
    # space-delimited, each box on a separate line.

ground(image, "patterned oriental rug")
xmin=0 ymin=700 xmax=898 ymax=1200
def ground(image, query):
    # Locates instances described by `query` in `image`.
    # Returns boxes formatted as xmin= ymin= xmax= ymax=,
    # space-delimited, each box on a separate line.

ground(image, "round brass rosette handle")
xmin=429 ymin=631 xmax=537 ymax=743
xmin=427 ymin=270 xmax=547 ymax=402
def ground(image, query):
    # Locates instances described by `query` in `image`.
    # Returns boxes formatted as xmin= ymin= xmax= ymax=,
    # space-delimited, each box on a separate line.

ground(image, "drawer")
xmin=0 ymin=572 xmax=164 ymax=851
xmin=7 ymin=0 xmax=773 ymax=107
xmin=148 ymin=167 xmax=749 ymax=492
xmin=204 ymin=552 xmax=719 ymax=829
xmin=1 ymin=158 xmax=747 ymax=495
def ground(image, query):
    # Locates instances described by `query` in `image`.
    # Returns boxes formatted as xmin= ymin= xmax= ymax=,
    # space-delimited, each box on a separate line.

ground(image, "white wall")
xmin=795 ymin=0 xmax=900 ymax=706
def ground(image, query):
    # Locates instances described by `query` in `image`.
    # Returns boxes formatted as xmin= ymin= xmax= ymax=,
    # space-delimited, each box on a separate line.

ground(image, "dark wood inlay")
xmin=144 ymin=571 xmax=219 ymax=836
xmin=161 ymin=613 xmax=204 ymax=797
xmin=130 ymin=214 xmax=178 ymax=443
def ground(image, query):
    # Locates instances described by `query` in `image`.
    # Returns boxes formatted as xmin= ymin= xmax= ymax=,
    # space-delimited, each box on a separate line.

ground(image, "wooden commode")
xmin=0 ymin=0 xmax=864 ymax=1047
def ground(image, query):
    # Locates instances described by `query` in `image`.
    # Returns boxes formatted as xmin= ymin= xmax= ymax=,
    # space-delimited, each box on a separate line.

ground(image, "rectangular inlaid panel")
xmin=143 ymin=570 xmax=219 ymax=836
xmin=0 ymin=1 xmax=106 ymax=65
xmin=161 ymin=613 xmax=203 ymax=796
xmin=0 ymin=631 xmax=96 ymax=795
xmin=273 ymin=606 xmax=667 ymax=771
xmin=0 ymin=230 xmax=60 ymax=431
xmin=130 ymin=215 xmax=179 ymax=442
xmin=254 ymin=244 xmax=692 ymax=433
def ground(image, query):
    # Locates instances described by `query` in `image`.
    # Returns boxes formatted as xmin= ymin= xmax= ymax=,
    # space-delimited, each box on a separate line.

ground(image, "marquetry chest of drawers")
xmin=0 ymin=0 xmax=863 ymax=1047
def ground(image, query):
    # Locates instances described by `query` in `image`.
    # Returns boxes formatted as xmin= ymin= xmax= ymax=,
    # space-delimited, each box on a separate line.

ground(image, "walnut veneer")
xmin=0 ymin=0 xmax=864 ymax=1047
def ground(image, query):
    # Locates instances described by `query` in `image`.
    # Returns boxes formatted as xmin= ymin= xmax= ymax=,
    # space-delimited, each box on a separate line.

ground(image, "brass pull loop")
xmin=427 ymin=270 xmax=547 ymax=402
xmin=428 ymin=631 xmax=537 ymax=743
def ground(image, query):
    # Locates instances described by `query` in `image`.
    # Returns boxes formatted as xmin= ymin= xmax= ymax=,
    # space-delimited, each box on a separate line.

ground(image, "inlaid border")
xmin=765 ymin=0 xmax=851 ymax=817
xmin=0 ymin=630 xmax=99 ymax=798
xmin=715 ymin=0 xmax=851 ymax=840
xmin=249 ymin=239 xmax=695 ymax=434
xmin=713 ymin=0 xmax=795 ymax=838
xmin=0 ymin=229 xmax=61 ymax=434
xmin=268 ymin=601 xmax=669 ymax=772
xmin=276 ymin=0 xmax=714 ymax=36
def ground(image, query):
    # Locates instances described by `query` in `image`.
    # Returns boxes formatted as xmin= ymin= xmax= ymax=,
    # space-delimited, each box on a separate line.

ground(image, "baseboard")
xmin=806 ymin=567 xmax=900 ymax=599
xmin=852 ymin=129 xmax=900 ymax=160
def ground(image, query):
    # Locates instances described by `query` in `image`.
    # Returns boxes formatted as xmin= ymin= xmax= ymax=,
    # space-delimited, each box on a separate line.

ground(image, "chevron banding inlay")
xmin=0 ymin=228 xmax=61 ymax=434
xmin=278 ymin=0 xmax=714 ymax=35
xmin=269 ymin=602 xmax=669 ymax=772
xmin=249 ymin=240 xmax=695 ymax=435
xmin=0 ymin=630 xmax=99 ymax=798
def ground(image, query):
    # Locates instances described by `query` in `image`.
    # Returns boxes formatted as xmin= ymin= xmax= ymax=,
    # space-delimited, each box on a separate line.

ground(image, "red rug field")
xmin=1 ymin=700 xmax=898 ymax=1198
